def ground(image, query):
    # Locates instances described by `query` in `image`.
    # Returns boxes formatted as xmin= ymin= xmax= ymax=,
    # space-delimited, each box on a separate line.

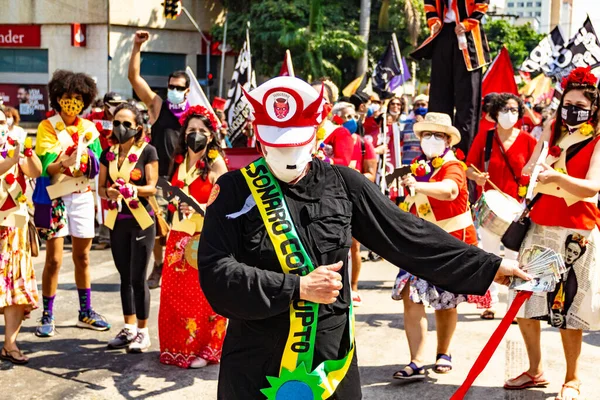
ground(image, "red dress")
xmin=466 ymin=128 xmax=537 ymax=199
xmin=158 ymin=167 xmax=227 ymax=368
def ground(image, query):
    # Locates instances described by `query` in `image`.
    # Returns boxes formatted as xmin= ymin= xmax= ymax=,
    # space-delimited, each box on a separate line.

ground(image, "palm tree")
xmin=356 ymin=0 xmax=372 ymax=77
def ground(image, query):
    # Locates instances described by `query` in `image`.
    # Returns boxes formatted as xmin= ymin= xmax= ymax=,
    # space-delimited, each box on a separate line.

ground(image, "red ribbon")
xmin=450 ymin=290 xmax=533 ymax=400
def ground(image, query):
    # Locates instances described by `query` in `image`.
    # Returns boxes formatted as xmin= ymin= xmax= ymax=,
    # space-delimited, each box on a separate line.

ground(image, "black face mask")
xmin=561 ymin=104 xmax=591 ymax=127
xmin=113 ymin=124 xmax=138 ymax=144
xmin=186 ymin=131 xmax=208 ymax=153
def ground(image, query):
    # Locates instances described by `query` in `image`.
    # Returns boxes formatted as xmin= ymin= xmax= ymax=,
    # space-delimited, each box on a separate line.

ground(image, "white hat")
xmin=413 ymin=112 xmax=461 ymax=146
xmin=243 ymin=76 xmax=326 ymax=147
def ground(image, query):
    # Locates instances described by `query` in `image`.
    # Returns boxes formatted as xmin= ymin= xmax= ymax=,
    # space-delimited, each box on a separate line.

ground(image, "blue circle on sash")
xmin=276 ymin=380 xmax=313 ymax=400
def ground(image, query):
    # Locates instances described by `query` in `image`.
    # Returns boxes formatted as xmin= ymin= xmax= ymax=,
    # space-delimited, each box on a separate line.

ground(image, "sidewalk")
xmin=1 ymin=250 xmax=599 ymax=399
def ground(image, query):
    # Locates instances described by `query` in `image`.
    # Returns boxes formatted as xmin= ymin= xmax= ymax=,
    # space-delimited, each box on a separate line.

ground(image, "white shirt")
xmin=444 ymin=0 xmax=457 ymax=23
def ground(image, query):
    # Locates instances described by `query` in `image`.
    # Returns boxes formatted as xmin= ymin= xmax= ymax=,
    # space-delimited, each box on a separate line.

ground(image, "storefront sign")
xmin=0 ymin=25 xmax=41 ymax=47
xmin=0 ymin=84 xmax=48 ymax=123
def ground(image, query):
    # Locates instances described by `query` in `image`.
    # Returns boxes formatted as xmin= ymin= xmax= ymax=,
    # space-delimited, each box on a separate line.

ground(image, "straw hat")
xmin=413 ymin=112 xmax=461 ymax=146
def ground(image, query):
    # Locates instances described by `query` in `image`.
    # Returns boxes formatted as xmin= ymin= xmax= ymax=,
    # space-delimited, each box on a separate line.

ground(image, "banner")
xmin=224 ymin=28 xmax=256 ymax=148
xmin=520 ymin=26 xmax=565 ymax=75
xmin=545 ymin=17 xmax=600 ymax=81
xmin=0 ymin=84 xmax=48 ymax=122
xmin=372 ymin=34 xmax=404 ymax=99
xmin=185 ymin=66 xmax=220 ymax=126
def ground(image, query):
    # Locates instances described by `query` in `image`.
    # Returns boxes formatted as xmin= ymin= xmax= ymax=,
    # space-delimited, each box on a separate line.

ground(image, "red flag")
xmin=482 ymin=46 xmax=518 ymax=96
xmin=71 ymin=23 xmax=86 ymax=47
xmin=279 ymin=49 xmax=295 ymax=77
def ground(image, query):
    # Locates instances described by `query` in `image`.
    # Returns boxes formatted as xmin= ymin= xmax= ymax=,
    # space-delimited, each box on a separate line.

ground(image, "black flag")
xmin=520 ymin=26 xmax=565 ymax=75
xmin=372 ymin=34 xmax=403 ymax=100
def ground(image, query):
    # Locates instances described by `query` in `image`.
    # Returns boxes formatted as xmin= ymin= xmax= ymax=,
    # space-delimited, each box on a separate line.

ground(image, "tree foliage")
xmin=484 ymin=19 xmax=546 ymax=71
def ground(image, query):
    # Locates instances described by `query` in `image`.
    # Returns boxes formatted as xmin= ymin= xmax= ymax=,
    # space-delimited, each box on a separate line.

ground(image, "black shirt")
xmin=100 ymin=144 xmax=158 ymax=215
xmin=151 ymin=101 xmax=181 ymax=177
xmin=197 ymin=158 xmax=501 ymax=399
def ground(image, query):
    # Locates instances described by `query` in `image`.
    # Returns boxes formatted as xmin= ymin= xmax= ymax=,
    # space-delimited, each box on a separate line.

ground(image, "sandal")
xmin=555 ymin=381 xmax=581 ymax=400
xmin=393 ymin=362 xmax=425 ymax=380
xmin=504 ymin=371 xmax=549 ymax=390
xmin=480 ymin=309 xmax=495 ymax=320
xmin=0 ymin=347 xmax=29 ymax=365
xmin=433 ymin=354 xmax=452 ymax=374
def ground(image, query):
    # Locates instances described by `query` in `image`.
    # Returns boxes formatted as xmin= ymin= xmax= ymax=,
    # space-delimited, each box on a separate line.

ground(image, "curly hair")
xmin=487 ymin=93 xmax=524 ymax=123
xmin=109 ymin=103 xmax=145 ymax=145
xmin=169 ymin=113 xmax=225 ymax=180
xmin=48 ymin=70 xmax=98 ymax=113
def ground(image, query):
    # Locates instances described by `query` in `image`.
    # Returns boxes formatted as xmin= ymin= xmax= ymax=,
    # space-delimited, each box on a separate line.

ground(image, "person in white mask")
xmin=466 ymin=93 xmax=536 ymax=320
xmin=196 ymin=80 xmax=530 ymax=399
xmin=394 ymin=112 xmax=489 ymax=378
xmin=2 ymin=107 xmax=27 ymax=144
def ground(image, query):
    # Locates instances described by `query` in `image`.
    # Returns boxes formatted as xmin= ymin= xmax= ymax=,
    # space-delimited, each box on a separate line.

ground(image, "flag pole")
xmin=392 ymin=32 xmax=407 ymax=96
xmin=246 ymin=22 xmax=252 ymax=83
xmin=219 ymin=12 xmax=228 ymax=98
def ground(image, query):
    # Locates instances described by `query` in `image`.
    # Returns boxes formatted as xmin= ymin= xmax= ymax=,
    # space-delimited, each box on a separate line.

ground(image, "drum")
xmin=474 ymin=190 xmax=524 ymax=237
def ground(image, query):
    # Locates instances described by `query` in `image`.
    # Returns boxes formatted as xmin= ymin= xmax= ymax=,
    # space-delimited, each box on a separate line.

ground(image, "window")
xmin=536 ymin=11 xmax=541 ymax=17
xmin=140 ymin=52 xmax=186 ymax=78
xmin=517 ymin=2 xmax=524 ymax=6
xmin=0 ymin=49 xmax=48 ymax=73
xmin=526 ymin=2 xmax=533 ymax=6
xmin=517 ymin=11 xmax=523 ymax=17
xmin=507 ymin=2 xmax=514 ymax=7
xmin=536 ymin=1 xmax=542 ymax=6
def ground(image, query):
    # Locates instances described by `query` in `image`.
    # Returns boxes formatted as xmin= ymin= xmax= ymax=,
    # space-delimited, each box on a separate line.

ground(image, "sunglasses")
xmin=389 ymin=102 xmax=402 ymax=106
xmin=421 ymin=131 xmax=448 ymax=140
xmin=113 ymin=120 xmax=135 ymax=129
xmin=168 ymin=84 xmax=187 ymax=91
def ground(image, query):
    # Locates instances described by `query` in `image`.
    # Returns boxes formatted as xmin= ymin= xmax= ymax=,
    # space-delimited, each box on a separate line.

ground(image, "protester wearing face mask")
xmin=98 ymin=103 xmax=158 ymax=353
xmin=504 ymin=67 xmax=600 ymax=400
xmin=466 ymin=93 xmax=537 ymax=320
xmin=33 ymin=70 xmax=108 ymax=338
xmin=321 ymin=102 xmax=355 ymax=167
xmin=159 ymin=106 xmax=228 ymax=369
xmin=412 ymin=94 xmax=429 ymax=122
xmin=394 ymin=112 xmax=490 ymax=379
xmin=3 ymin=107 xmax=27 ymax=143
xmin=85 ymin=92 xmax=127 ymax=251
xmin=386 ymin=96 xmax=407 ymax=124
xmin=197 ymin=78 xmax=529 ymax=399
xmin=128 ymin=30 xmax=191 ymax=289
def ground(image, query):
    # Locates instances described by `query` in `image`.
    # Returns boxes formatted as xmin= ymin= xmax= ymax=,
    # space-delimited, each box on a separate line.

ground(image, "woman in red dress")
xmin=466 ymin=93 xmax=537 ymax=319
xmin=158 ymin=105 xmax=228 ymax=369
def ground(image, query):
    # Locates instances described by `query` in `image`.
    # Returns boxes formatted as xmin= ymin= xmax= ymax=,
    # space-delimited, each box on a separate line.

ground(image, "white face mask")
xmin=420 ymin=136 xmax=447 ymax=158
xmin=263 ymin=140 xmax=315 ymax=183
xmin=497 ymin=111 xmax=519 ymax=130
xmin=388 ymin=110 xmax=399 ymax=116
xmin=6 ymin=117 xmax=14 ymax=127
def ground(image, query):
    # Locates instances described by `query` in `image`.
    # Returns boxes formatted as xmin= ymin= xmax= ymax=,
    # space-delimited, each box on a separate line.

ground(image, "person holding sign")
xmin=504 ymin=67 xmax=600 ymax=400
xmin=197 ymin=77 xmax=530 ymax=400
xmin=0 ymin=107 xmax=42 ymax=364
xmin=33 ymin=70 xmax=108 ymax=338
xmin=98 ymin=103 xmax=158 ymax=353
xmin=158 ymin=105 xmax=228 ymax=369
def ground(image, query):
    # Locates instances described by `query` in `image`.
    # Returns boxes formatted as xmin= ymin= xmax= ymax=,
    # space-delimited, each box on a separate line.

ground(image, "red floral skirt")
xmin=158 ymin=230 xmax=227 ymax=368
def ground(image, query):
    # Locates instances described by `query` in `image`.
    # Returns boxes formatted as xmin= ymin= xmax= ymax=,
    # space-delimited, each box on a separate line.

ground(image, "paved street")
xmin=2 ymin=246 xmax=599 ymax=400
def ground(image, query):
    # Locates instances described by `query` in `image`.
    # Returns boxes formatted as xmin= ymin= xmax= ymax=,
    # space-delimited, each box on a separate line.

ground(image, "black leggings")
xmin=110 ymin=217 xmax=156 ymax=320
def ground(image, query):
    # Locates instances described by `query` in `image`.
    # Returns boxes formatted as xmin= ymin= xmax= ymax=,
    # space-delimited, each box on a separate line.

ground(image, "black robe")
xmin=198 ymin=158 xmax=501 ymax=399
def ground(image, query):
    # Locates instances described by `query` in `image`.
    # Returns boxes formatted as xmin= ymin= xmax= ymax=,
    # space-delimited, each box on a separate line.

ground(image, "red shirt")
xmin=531 ymin=136 xmax=600 ymax=230
xmin=350 ymin=134 xmax=376 ymax=173
xmin=363 ymin=116 xmax=380 ymax=144
xmin=85 ymin=110 xmax=113 ymax=150
xmin=172 ymin=167 xmax=213 ymax=203
xmin=466 ymin=128 xmax=537 ymax=199
xmin=409 ymin=161 xmax=478 ymax=245
xmin=323 ymin=127 xmax=354 ymax=167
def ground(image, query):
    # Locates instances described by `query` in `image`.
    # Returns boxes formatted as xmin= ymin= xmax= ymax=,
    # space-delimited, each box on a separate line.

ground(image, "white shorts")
xmin=55 ymin=191 xmax=96 ymax=239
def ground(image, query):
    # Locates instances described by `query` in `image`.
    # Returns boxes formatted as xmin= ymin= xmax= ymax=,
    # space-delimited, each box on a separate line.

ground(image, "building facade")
xmin=0 ymin=0 xmax=233 ymax=124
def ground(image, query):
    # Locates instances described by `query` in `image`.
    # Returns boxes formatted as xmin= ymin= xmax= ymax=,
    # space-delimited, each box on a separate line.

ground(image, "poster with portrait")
xmin=0 ymin=84 xmax=49 ymax=123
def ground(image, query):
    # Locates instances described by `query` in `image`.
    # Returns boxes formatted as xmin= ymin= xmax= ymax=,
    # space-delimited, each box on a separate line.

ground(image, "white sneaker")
xmin=128 ymin=331 xmax=151 ymax=353
xmin=190 ymin=357 xmax=208 ymax=369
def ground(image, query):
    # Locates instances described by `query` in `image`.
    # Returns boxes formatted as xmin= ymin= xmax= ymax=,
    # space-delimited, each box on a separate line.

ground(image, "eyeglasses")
xmin=501 ymin=107 xmax=519 ymax=114
xmin=168 ymin=84 xmax=187 ymax=91
xmin=113 ymin=120 xmax=134 ymax=129
xmin=421 ymin=131 xmax=448 ymax=140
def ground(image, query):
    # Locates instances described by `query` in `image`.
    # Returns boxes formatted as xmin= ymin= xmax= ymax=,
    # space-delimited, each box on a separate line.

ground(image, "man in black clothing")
xmin=197 ymin=77 xmax=529 ymax=400
xmin=128 ymin=30 xmax=191 ymax=288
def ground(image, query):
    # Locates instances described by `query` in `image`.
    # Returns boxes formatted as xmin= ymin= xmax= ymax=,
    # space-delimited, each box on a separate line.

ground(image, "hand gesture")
xmin=494 ymin=259 xmax=532 ymax=286
xmin=537 ymin=162 xmax=561 ymax=184
xmin=107 ymin=184 xmax=121 ymax=201
xmin=134 ymin=31 xmax=150 ymax=45
xmin=474 ymin=171 xmax=489 ymax=186
xmin=300 ymin=262 xmax=344 ymax=304
xmin=61 ymin=150 xmax=78 ymax=168
xmin=401 ymin=174 xmax=416 ymax=189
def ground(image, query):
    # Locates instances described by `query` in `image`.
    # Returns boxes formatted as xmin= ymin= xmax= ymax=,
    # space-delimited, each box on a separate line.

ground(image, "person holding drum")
xmin=504 ymin=67 xmax=600 ymax=400
xmin=466 ymin=93 xmax=537 ymax=320
xmin=392 ymin=112 xmax=488 ymax=378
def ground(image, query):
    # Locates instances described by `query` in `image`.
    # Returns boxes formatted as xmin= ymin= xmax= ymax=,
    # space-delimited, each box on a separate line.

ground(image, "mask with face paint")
xmin=263 ymin=140 xmax=315 ymax=183
xmin=186 ymin=131 xmax=209 ymax=153
xmin=59 ymin=97 xmax=85 ymax=117
xmin=112 ymin=122 xmax=138 ymax=144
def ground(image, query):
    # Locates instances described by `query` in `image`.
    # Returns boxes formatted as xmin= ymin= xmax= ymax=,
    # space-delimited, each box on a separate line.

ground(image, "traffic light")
xmin=207 ymin=72 xmax=214 ymax=87
xmin=163 ymin=0 xmax=182 ymax=20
